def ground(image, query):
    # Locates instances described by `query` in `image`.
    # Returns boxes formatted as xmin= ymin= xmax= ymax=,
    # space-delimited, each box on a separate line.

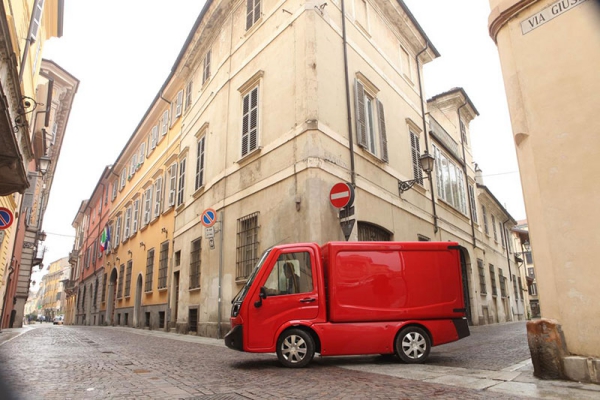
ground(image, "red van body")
xmin=225 ymin=241 xmax=470 ymax=367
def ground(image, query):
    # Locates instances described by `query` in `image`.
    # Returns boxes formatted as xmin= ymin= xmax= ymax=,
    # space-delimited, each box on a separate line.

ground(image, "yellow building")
xmin=489 ymin=0 xmax=600 ymax=383
xmin=40 ymin=257 xmax=69 ymax=320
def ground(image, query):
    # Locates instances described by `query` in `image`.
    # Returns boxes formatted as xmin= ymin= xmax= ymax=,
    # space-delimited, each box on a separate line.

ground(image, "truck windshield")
xmin=232 ymin=249 xmax=271 ymax=304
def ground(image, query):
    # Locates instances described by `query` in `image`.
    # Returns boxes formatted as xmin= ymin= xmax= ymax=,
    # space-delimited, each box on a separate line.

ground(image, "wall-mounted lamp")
xmin=140 ymin=242 xmax=146 ymax=249
xmin=37 ymin=231 xmax=47 ymax=241
xmin=522 ymin=241 xmax=531 ymax=252
xmin=127 ymin=250 xmax=132 ymax=258
xmin=115 ymin=257 xmax=120 ymax=263
xmin=161 ymin=227 xmax=168 ymax=237
xmin=398 ymin=153 xmax=435 ymax=193
xmin=38 ymin=155 xmax=52 ymax=176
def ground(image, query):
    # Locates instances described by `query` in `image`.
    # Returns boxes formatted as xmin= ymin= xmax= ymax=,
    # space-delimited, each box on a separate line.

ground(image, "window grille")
xmin=125 ymin=260 xmax=132 ymax=297
xmin=117 ymin=264 xmax=124 ymax=298
xmin=188 ymin=308 xmax=198 ymax=332
xmin=489 ymin=264 xmax=497 ymax=296
xmin=358 ymin=222 xmax=391 ymax=241
xmin=158 ymin=241 xmax=169 ymax=289
xmin=478 ymin=259 xmax=486 ymax=294
xmin=145 ymin=249 xmax=154 ymax=292
xmin=190 ymin=238 xmax=201 ymax=289
xmin=236 ymin=212 xmax=260 ymax=279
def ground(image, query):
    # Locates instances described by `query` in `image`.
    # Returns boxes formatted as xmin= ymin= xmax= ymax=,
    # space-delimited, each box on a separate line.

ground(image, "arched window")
xmin=357 ymin=222 xmax=392 ymax=241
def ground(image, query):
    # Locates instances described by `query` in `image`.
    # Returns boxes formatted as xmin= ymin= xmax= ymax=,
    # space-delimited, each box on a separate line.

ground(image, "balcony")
xmin=68 ymin=249 xmax=79 ymax=265
xmin=428 ymin=116 xmax=463 ymax=163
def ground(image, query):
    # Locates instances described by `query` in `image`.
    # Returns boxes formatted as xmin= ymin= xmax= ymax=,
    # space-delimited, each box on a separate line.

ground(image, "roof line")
xmin=396 ymin=0 xmax=440 ymax=57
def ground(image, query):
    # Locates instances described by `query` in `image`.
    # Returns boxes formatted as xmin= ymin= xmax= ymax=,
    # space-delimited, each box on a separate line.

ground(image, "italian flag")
xmin=100 ymin=226 xmax=110 ymax=252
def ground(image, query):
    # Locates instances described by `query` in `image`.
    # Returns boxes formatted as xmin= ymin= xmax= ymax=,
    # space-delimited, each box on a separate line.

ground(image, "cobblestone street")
xmin=1 ymin=322 xmax=598 ymax=399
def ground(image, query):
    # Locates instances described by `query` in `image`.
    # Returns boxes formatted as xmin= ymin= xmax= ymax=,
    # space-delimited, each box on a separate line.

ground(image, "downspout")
xmin=217 ymin=211 xmax=224 ymax=339
xmin=458 ymin=102 xmax=477 ymax=247
xmin=341 ymin=0 xmax=356 ymax=186
xmin=503 ymin=218 xmax=514 ymax=321
xmin=416 ymin=43 xmax=438 ymax=233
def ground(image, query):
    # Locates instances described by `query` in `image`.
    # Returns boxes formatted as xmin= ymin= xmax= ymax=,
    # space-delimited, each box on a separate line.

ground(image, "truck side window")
xmin=264 ymin=252 xmax=313 ymax=295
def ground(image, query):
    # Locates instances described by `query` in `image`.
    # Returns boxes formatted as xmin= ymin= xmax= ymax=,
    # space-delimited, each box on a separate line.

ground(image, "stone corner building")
xmin=71 ymin=0 xmax=526 ymax=349
xmin=488 ymin=0 xmax=600 ymax=384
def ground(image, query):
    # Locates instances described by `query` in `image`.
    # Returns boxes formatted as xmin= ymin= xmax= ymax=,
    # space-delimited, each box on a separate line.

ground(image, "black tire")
xmin=276 ymin=328 xmax=315 ymax=368
xmin=395 ymin=326 xmax=431 ymax=363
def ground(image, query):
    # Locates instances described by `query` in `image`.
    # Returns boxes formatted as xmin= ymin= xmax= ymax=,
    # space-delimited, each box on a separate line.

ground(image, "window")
xmin=185 ymin=80 xmax=193 ymax=112
xmin=433 ymin=144 xmax=467 ymax=214
xmin=167 ymin=163 xmax=177 ymax=207
xmin=150 ymin=126 xmax=159 ymax=150
xmin=145 ymin=248 xmax=154 ymax=292
xmin=120 ymin=168 xmax=127 ymax=190
xmin=161 ymin=110 xmax=169 ymax=135
xmin=355 ymin=78 xmax=388 ymax=161
xmin=528 ymin=267 xmax=535 ymax=278
xmin=158 ymin=241 xmax=168 ymax=289
xmin=112 ymin=180 xmax=117 ymax=201
xmin=400 ymin=45 xmax=412 ymax=80
xmin=500 ymin=222 xmax=505 ymax=248
xmin=525 ymin=251 xmax=533 ymax=264
xmin=177 ymin=158 xmax=186 ymax=206
xmin=132 ymin=198 xmax=140 ymax=233
xmin=529 ymin=283 xmax=537 ymax=296
xmin=115 ymin=216 xmax=122 ymax=246
xmin=173 ymin=90 xmax=183 ymax=119
xmin=241 ymin=86 xmax=259 ymax=157
xmin=236 ymin=212 xmax=260 ymax=280
xmin=460 ymin=120 xmax=467 ymax=144
xmin=468 ymin=184 xmax=478 ymax=223
xmin=489 ymin=264 xmax=497 ymax=296
xmin=195 ymin=137 xmax=205 ymax=190
xmin=28 ymin=0 xmax=45 ymax=42
xmin=246 ymin=0 xmax=261 ymax=30
xmin=104 ymin=185 xmax=109 ymax=206
xmin=482 ymin=205 xmax=489 ymax=235
xmin=143 ymin=187 xmax=153 ymax=225
xmin=153 ymin=176 xmax=163 ymax=219
xmin=477 ymin=259 xmax=486 ymax=294
xmin=264 ymin=252 xmax=313 ymax=295
xmin=129 ymin=153 xmax=138 ymax=177
xmin=203 ymin=50 xmax=211 ymax=85
xmin=101 ymin=273 xmax=107 ymax=302
xmin=125 ymin=261 xmax=132 ymax=297
xmin=139 ymin=142 xmax=146 ymax=165
xmin=512 ymin=275 xmax=518 ymax=300
xmin=123 ymin=206 xmax=132 ymax=240
xmin=410 ymin=131 xmax=423 ymax=184
xmin=499 ymin=269 xmax=507 ymax=297
xmin=355 ymin=0 xmax=368 ymax=30
xmin=117 ymin=263 xmax=125 ymax=298
xmin=517 ymin=277 xmax=524 ymax=299
xmin=190 ymin=238 xmax=201 ymax=289
xmin=492 ymin=215 xmax=497 ymax=241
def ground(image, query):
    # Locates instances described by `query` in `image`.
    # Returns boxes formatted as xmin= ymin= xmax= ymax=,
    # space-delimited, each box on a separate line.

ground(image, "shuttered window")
xmin=469 ymin=184 xmax=478 ymax=223
xmin=478 ymin=259 xmax=486 ymax=294
xmin=153 ymin=176 xmax=163 ymax=219
xmin=132 ymin=199 xmax=140 ymax=233
xmin=125 ymin=261 xmax=132 ymax=297
xmin=195 ymin=137 xmax=205 ymax=190
xmin=161 ymin=110 xmax=169 ymax=135
xmin=124 ymin=206 xmax=131 ymax=239
xmin=145 ymin=249 xmax=155 ymax=292
xmin=410 ymin=131 xmax=423 ymax=184
xmin=203 ymin=50 xmax=211 ymax=85
xmin=158 ymin=241 xmax=169 ymax=289
xmin=168 ymin=163 xmax=177 ymax=207
xmin=28 ymin=0 xmax=45 ymax=42
xmin=177 ymin=158 xmax=186 ymax=206
xmin=117 ymin=263 xmax=125 ymax=299
xmin=354 ymin=78 xmax=388 ymax=162
xmin=241 ymin=87 xmax=259 ymax=157
xmin=185 ymin=80 xmax=193 ymax=112
xmin=143 ymin=187 xmax=152 ymax=225
xmin=246 ymin=0 xmax=261 ymax=30
xmin=190 ymin=238 xmax=201 ymax=289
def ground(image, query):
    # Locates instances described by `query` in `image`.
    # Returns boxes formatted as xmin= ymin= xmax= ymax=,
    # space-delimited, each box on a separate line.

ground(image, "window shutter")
xmin=241 ymin=87 xmax=259 ymax=157
xmin=196 ymin=137 xmax=205 ymax=190
xmin=376 ymin=99 xmax=388 ymax=162
xmin=203 ymin=50 xmax=211 ymax=85
xmin=168 ymin=164 xmax=177 ymax=206
xmin=133 ymin=199 xmax=139 ymax=233
xmin=28 ymin=0 xmax=45 ymax=42
xmin=139 ymin=143 xmax=146 ymax=164
xmin=154 ymin=177 xmax=162 ymax=218
xmin=410 ymin=132 xmax=423 ymax=182
xmin=175 ymin=90 xmax=183 ymax=117
xmin=354 ymin=79 xmax=367 ymax=148
xmin=249 ymin=88 xmax=258 ymax=152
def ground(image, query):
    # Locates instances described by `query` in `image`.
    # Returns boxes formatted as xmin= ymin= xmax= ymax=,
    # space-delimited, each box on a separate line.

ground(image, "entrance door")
xmin=246 ymin=249 xmax=319 ymax=351
xmin=134 ymin=275 xmax=143 ymax=327
xmin=173 ymin=271 xmax=180 ymax=323
xmin=459 ymin=248 xmax=473 ymax=325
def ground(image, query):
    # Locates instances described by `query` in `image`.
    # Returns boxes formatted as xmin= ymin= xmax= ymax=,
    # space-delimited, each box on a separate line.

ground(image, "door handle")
xmin=300 ymin=298 xmax=316 ymax=303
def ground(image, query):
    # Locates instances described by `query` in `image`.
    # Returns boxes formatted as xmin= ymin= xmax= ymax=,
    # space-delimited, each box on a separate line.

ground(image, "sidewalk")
xmin=0 ymin=324 xmax=38 ymax=347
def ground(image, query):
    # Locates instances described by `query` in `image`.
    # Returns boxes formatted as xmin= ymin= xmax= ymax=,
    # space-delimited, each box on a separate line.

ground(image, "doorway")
xmin=134 ymin=274 xmax=143 ymax=328
xmin=173 ymin=271 xmax=180 ymax=324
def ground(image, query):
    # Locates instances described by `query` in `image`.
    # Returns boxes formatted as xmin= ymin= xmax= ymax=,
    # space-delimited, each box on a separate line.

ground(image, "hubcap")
xmin=401 ymin=331 xmax=426 ymax=359
xmin=281 ymin=334 xmax=307 ymax=363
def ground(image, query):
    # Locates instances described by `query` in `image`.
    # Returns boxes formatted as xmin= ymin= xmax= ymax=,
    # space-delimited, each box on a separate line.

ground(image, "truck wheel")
xmin=395 ymin=326 xmax=431 ymax=363
xmin=276 ymin=328 xmax=315 ymax=368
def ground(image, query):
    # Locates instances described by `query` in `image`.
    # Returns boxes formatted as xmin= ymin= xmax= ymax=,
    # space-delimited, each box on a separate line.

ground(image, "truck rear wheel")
xmin=276 ymin=328 xmax=315 ymax=368
xmin=395 ymin=326 xmax=431 ymax=363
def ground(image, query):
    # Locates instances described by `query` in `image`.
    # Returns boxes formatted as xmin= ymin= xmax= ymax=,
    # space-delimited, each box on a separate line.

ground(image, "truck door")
xmin=247 ymin=249 xmax=319 ymax=350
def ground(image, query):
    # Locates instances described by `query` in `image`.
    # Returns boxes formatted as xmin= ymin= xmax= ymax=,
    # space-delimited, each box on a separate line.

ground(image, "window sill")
xmin=175 ymin=203 xmax=185 ymax=213
xmin=244 ymin=17 xmax=263 ymax=37
xmin=189 ymin=287 xmax=201 ymax=292
xmin=192 ymin=186 xmax=205 ymax=199
xmin=480 ymin=292 xmax=487 ymax=296
xmin=158 ymin=287 xmax=167 ymax=292
xmin=162 ymin=205 xmax=175 ymax=216
xmin=437 ymin=198 xmax=470 ymax=221
xmin=359 ymin=146 xmax=386 ymax=164
xmin=236 ymin=147 xmax=262 ymax=165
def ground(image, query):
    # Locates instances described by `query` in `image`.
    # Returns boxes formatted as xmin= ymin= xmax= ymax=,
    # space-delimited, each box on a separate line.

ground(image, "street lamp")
xmin=38 ymin=155 xmax=51 ymax=175
xmin=398 ymin=152 xmax=435 ymax=193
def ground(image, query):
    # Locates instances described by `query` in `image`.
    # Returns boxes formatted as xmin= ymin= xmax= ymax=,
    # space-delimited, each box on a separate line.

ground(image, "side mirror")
xmin=254 ymin=287 xmax=267 ymax=308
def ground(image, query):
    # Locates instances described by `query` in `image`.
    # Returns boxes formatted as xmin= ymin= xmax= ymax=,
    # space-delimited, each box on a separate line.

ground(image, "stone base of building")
xmin=175 ymin=321 xmax=231 ymax=339
xmin=527 ymin=318 xmax=600 ymax=385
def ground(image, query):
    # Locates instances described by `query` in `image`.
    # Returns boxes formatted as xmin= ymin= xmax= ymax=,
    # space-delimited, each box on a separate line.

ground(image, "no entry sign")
xmin=329 ymin=182 xmax=354 ymax=209
xmin=0 ymin=207 xmax=14 ymax=230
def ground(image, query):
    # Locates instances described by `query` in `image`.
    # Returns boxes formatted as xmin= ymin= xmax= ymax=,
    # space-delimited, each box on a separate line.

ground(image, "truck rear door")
xmin=246 ymin=248 xmax=319 ymax=351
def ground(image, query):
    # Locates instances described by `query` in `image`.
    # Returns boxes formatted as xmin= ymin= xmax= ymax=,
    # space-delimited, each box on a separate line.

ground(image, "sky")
xmin=34 ymin=0 xmax=525 ymax=286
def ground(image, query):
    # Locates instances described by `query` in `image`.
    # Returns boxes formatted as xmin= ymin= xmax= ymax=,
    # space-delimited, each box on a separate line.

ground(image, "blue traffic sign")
xmin=0 ymin=207 xmax=14 ymax=230
xmin=201 ymin=208 xmax=217 ymax=227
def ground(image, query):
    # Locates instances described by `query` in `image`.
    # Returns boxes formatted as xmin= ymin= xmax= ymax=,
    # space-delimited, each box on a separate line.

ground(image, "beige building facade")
xmin=489 ymin=0 xmax=600 ymax=382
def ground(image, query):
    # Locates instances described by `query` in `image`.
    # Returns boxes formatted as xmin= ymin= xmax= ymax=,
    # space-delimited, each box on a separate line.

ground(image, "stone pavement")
xmin=0 ymin=323 xmax=599 ymax=399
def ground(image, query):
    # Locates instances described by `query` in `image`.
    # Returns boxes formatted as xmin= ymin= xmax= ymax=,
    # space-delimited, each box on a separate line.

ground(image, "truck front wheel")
xmin=276 ymin=328 xmax=315 ymax=368
xmin=396 ymin=326 xmax=431 ymax=363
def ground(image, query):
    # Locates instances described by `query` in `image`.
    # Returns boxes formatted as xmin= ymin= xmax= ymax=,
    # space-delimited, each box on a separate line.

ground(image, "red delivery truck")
xmin=225 ymin=241 xmax=470 ymax=367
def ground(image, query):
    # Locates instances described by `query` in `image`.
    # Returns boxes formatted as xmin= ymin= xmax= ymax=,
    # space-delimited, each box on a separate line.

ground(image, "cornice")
xmin=488 ymin=0 xmax=539 ymax=43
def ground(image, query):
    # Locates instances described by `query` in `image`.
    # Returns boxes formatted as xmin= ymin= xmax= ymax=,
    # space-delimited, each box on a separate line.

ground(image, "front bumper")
xmin=224 ymin=324 xmax=244 ymax=351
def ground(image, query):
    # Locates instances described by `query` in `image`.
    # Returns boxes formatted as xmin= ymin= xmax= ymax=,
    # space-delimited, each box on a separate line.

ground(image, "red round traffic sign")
xmin=200 ymin=208 xmax=217 ymax=227
xmin=0 ymin=207 xmax=14 ymax=230
xmin=329 ymin=182 xmax=354 ymax=209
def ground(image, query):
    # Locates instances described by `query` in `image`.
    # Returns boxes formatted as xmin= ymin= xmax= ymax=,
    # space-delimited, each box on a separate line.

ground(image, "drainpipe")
xmin=415 ymin=43 xmax=438 ymax=234
xmin=341 ymin=0 xmax=356 ymax=186
xmin=503 ymin=218 xmax=515 ymax=320
xmin=217 ymin=211 xmax=224 ymax=339
xmin=458 ymin=103 xmax=477 ymax=247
